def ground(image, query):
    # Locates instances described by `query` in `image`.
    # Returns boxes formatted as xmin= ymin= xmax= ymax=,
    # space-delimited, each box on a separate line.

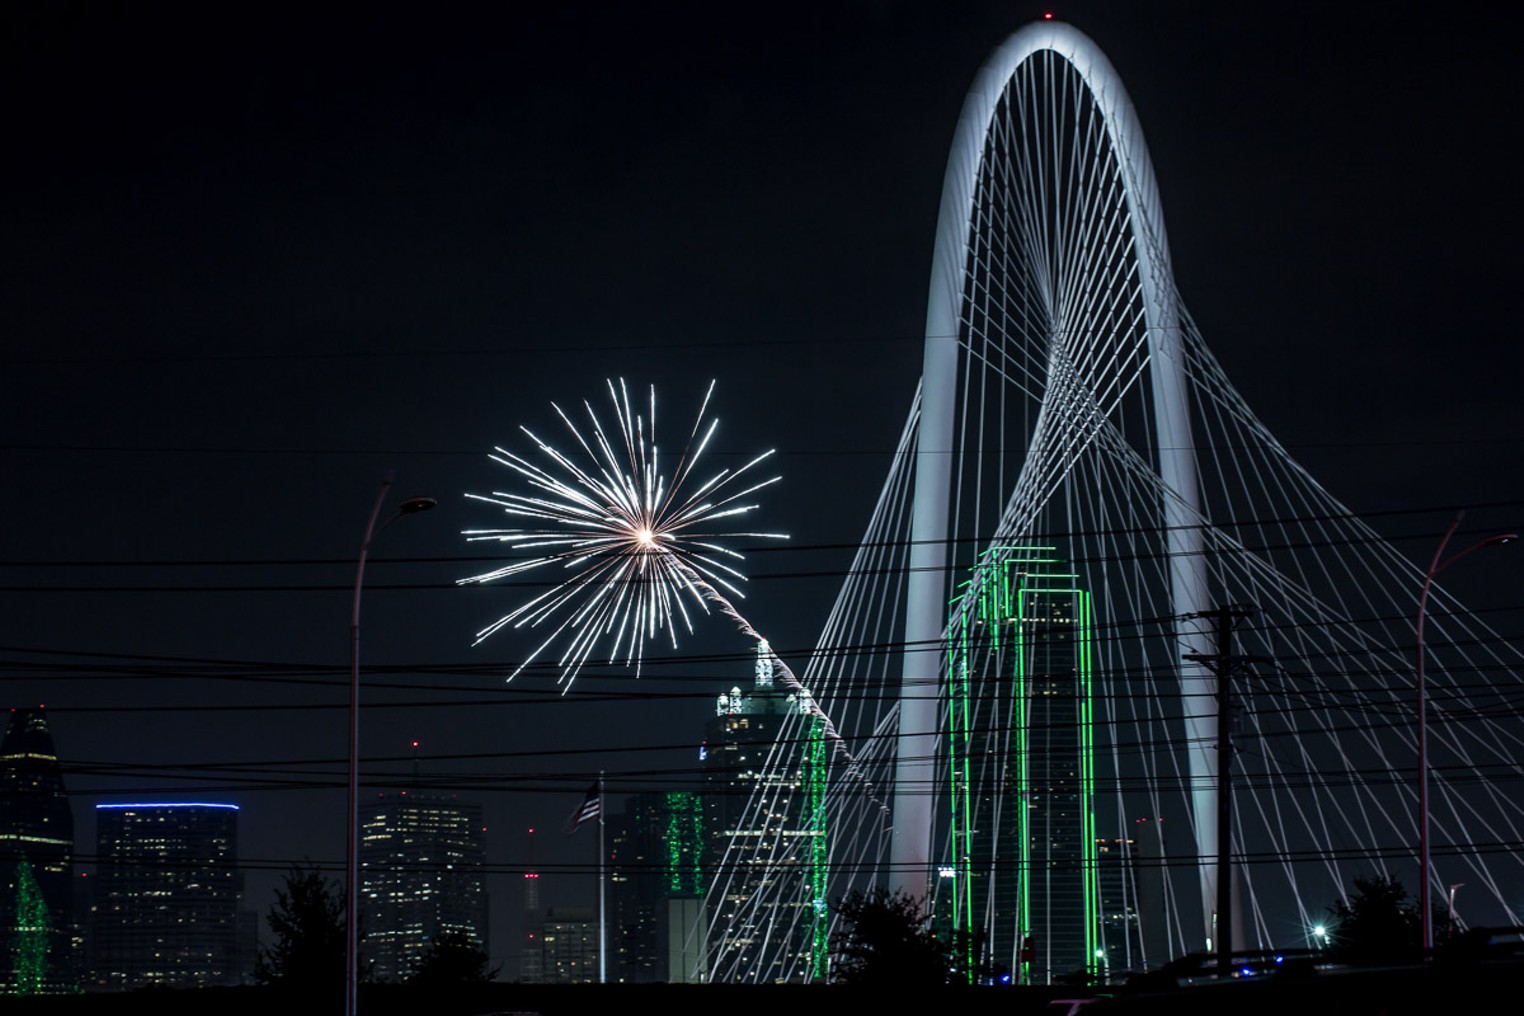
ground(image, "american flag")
xmin=565 ymin=783 xmax=601 ymax=835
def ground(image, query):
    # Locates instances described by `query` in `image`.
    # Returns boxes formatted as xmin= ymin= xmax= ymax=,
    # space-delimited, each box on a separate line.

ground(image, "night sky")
xmin=3 ymin=3 xmax=1521 ymax=971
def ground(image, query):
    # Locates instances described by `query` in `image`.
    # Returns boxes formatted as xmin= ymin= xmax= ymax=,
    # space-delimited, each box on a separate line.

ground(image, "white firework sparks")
xmin=460 ymin=379 xmax=787 ymax=686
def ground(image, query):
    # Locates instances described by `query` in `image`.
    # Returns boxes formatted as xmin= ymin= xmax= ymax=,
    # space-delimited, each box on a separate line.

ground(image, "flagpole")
xmin=564 ymin=779 xmax=605 ymax=983
xmin=598 ymin=771 xmax=606 ymax=984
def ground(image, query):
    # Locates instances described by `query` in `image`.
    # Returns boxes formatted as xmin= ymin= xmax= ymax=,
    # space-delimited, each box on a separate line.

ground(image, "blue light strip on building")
xmin=95 ymin=802 xmax=240 ymax=810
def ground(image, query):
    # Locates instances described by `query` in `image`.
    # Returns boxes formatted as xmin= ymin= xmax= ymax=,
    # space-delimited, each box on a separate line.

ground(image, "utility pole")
xmin=1182 ymin=605 xmax=1265 ymax=976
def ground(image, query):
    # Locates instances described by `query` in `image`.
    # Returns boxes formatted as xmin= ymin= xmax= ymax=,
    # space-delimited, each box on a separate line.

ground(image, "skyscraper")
xmin=519 ymin=827 xmax=543 ymax=984
xmin=702 ymin=642 xmax=828 ymax=983
xmin=945 ymin=548 xmax=1098 ymax=984
xmin=608 ymin=790 xmax=706 ymax=983
xmin=92 ymin=802 xmax=242 ymax=988
xmin=358 ymin=790 xmax=487 ymax=982
xmin=0 ymin=708 xmax=75 ymax=994
xmin=607 ymin=800 xmax=657 ymax=983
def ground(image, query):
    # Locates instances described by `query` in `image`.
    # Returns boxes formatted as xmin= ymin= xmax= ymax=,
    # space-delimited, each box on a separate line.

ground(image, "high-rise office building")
xmin=537 ymin=906 xmax=597 ymax=983
xmin=607 ymin=802 xmax=656 ymax=983
xmin=702 ymin=642 xmax=828 ymax=983
xmin=945 ymin=548 xmax=1098 ymax=984
xmin=92 ymin=802 xmax=242 ymax=989
xmin=358 ymin=790 xmax=487 ymax=982
xmin=0 ymin=708 xmax=75 ymax=994
xmin=608 ymin=790 xmax=706 ymax=983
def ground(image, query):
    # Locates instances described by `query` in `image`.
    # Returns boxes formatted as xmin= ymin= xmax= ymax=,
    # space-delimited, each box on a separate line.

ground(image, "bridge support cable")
xmin=705 ymin=19 xmax=1524 ymax=982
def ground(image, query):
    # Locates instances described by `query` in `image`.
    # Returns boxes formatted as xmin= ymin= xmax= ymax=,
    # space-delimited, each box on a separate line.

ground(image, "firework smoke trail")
xmin=669 ymin=558 xmax=851 ymax=755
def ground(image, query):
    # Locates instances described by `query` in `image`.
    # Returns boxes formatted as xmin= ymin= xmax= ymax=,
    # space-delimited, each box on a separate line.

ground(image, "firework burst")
xmin=460 ymin=379 xmax=786 ymax=686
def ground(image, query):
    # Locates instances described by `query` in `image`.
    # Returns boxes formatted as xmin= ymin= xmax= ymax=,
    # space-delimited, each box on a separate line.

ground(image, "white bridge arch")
xmin=894 ymin=19 xmax=1216 ymax=941
xmin=702 ymin=19 xmax=1524 ymax=984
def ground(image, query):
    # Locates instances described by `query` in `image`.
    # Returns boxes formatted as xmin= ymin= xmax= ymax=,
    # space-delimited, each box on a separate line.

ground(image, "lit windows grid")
xmin=703 ymin=660 xmax=828 ymax=982
xmin=358 ymin=793 xmax=486 ymax=982
xmin=91 ymin=803 xmax=241 ymax=990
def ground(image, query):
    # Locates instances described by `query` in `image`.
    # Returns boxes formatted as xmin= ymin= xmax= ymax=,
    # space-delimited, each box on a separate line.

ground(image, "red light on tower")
xmin=1044 ymin=12 xmax=1054 ymax=20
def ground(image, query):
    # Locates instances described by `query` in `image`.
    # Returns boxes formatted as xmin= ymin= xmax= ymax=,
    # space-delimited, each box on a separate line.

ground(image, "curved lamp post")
xmin=348 ymin=481 xmax=434 ymax=1016
xmin=1416 ymin=512 xmax=1515 ymax=951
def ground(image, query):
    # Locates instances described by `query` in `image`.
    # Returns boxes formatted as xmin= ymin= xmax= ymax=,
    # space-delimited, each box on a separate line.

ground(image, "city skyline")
xmin=4 ymin=4 xmax=1522 ymax=977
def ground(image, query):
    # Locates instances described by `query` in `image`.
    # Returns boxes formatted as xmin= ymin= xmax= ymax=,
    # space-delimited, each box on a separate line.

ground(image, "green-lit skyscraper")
xmin=946 ymin=548 xmax=1098 ymax=984
xmin=701 ymin=642 xmax=827 ymax=983
xmin=0 ymin=708 xmax=75 ymax=995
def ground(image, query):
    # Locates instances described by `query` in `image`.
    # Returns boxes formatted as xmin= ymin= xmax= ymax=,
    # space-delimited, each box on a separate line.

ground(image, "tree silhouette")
xmin=255 ymin=864 xmax=346 ymax=995
xmin=410 ymin=930 xmax=497 ymax=986
xmin=1327 ymin=873 xmax=1420 ymax=964
xmin=830 ymin=888 xmax=951 ymax=985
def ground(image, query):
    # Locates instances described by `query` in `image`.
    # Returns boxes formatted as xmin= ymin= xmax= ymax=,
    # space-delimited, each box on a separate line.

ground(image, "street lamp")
xmin=1446 ymin=882 xmax=1465 ymax=940
xmin=1416 ymin=512 xmax=1515 ymax=952
xmin=348 ymin=480 xmax=434 ymax=1016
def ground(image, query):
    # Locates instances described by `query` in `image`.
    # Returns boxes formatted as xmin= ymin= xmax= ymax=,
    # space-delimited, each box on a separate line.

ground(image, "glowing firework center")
xmin=459 ymin=379 xmax=786 ymax=686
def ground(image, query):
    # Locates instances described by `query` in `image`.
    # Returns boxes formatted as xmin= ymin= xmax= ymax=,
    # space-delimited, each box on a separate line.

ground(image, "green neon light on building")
xmin=663 ymin=792 xmax=704 ymax=896
xmin=946 ymin=546 xmax=1099 ymax=983
xmin=12 ymin=858 xmax=49 ymax=995
xmin=802 ymin=710 xmax=829 ymax=981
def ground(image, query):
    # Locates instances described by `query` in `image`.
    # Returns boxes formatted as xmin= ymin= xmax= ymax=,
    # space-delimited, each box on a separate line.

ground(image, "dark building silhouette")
xmin=519 ymin=827 xmax=543 ymax=983
xmin=358 ymin=790 xmax=487 ymax=982
xmin=1130 ymin=816 xmax=1169 ymax=969
xmin=609 ymin=790 xmax=705 ymax=983
xmin=0 ymin=708 xmax=76 ymax=994
xmin=607 ymin=802 xmax=657 ymax=983
xmin=1096 ymin=833 xmax=1143 ymax=978
xmin=92 ymin=802 xmax=242 ymax=988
